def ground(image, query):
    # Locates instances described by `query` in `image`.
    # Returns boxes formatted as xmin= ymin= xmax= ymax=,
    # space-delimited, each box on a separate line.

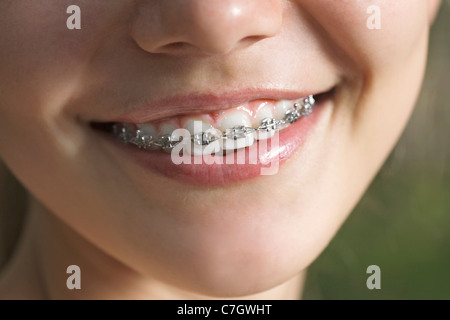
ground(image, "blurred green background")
xmin=303 ymin=2 xmax=450 ymax=300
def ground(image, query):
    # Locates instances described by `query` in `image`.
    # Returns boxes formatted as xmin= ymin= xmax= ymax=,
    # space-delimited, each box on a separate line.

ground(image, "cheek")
xmin=302 ymin=0 xmax=429 ymax=71
xmin=0 ymin=2 xmax=84 ymax=133
xmin=0 ymin=2 xmax=129 ymax=163
xmin=299 ymin=0 xmax=430 ymax=162
xmin=0 ymin=1 xmax=132 ymax=111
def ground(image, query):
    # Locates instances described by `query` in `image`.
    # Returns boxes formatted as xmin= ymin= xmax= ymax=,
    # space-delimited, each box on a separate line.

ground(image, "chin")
xmin=128 ymin=203 xmax=331 ymax=298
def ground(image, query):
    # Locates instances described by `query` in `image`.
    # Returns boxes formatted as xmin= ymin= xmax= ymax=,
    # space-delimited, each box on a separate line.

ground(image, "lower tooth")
xmin=256 ymin=130 xmax=275 ymax=141
xmin=196 ymin=135 xmax=222 ymax=155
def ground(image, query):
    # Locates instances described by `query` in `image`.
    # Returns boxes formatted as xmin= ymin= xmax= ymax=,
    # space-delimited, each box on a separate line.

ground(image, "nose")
xmin=131 ymin=0 xmax=283 ymax=55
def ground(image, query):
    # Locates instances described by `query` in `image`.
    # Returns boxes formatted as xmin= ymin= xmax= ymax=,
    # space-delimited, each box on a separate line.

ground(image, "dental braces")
xmin=113 ymin=95 xmax=315 ymax=151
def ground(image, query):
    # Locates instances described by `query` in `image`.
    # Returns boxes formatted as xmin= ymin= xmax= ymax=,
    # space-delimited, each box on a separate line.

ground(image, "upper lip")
xmin=100 ymin=87 xmax=333 ymax=124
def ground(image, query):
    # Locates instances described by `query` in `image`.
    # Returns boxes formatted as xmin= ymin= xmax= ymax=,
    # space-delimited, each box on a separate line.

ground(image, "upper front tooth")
xmin=274 ymin=100 xmax=293 ymax=119
xmin=253 ymin=104 xmax=275 ymax=141
xmin=218 ymin=111 xmax=255 ymax=150
xmin=183 ymin=119 xmax=222 ymax=155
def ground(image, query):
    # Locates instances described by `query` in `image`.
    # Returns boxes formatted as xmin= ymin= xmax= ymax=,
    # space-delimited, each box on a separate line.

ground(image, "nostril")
xmin=245 ymin=35 xmax=268 ymax=42
xmin=241 ymin=35 xmax=270 ymax=46
xmin=164 ymin=42 xmax=189 ymax=50
xmin=131 ymin=0 xmax=283 ymax=56
xmin=155 ymin=42 xmax=200 ymax=55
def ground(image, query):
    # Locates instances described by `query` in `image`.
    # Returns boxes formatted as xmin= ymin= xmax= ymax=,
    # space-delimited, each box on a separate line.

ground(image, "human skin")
xmin=0 ymin=1 xmax=441 ymax=299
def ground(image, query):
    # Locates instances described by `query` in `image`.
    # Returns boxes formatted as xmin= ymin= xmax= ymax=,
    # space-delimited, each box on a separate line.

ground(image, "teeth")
xmin=253 ymin=104 xmax=275 ymax=141
xmin=136 ymin=124 xmax=157 ymax=139
xmin=157 ymin=122 xmax=178 ymax=153
xmin=183 ymin=118 xmax=212 ymax=135
xmin=159 ymin=122 xmax=177 ymax=137
xmin=183 ymin=119 xmax=222 ymax=156
xmin=273 ymin=100 xmax=292 ymax=119
xmin=218 ymin=111 xmax=255 ymax=150
xmin=114 ymin=95 xmax=316 ymax=153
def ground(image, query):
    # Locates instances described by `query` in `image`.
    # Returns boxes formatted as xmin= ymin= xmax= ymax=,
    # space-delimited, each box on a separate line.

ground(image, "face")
xmin=0 ymin=0 xmax=438 ymax=296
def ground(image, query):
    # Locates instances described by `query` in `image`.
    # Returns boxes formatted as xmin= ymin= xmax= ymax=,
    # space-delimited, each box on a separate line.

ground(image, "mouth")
xmin=91 ymin=87 xmax=335 ymax=186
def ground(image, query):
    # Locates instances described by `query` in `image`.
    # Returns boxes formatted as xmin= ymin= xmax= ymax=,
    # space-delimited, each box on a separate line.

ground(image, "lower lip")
xmin=101 ymin=99 xmax=327 ymax=187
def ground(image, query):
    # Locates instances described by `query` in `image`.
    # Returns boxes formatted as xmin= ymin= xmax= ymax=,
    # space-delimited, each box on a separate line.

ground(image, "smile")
xmin=110 ymin=95 xmax=315 ymax=154
xmin=91 ymin=88 xmax=333 ymax=186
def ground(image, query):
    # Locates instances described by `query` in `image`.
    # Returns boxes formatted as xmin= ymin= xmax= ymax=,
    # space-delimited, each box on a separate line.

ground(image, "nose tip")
xmin=131 ymin=0 xmax=283 ymax=55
